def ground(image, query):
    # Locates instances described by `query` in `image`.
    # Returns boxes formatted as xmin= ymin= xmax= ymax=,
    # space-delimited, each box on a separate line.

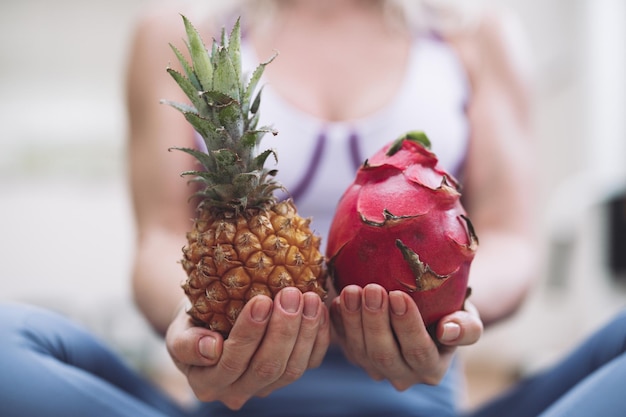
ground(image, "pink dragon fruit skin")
xmin=326 ymin=132 xmax=478 ymax=326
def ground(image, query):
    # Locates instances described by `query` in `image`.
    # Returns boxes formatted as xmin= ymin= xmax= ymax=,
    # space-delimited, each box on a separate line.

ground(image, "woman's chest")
xmin=251 ymin=32 xmax=412 ymax=122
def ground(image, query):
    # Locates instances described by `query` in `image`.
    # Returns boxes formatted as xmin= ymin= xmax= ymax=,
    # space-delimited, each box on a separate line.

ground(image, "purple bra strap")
xmin=284 ymin=131 xmax=327 ymax=202
xmin=348 ymin=130 xmax=365 ymax=172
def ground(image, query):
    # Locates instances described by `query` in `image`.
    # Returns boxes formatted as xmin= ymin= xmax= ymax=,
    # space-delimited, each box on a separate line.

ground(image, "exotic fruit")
xmin=326 ymin=132 xmax=478 ymax=327
xmin=165 ymin=17 xmax=326 ymax=337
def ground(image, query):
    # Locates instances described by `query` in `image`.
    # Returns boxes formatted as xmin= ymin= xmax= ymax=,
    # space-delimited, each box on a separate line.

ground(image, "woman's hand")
xmin=330 ymin=284 xmax=482 ymax=390
xmin=165 ymin=287 xmax=330 ymax=410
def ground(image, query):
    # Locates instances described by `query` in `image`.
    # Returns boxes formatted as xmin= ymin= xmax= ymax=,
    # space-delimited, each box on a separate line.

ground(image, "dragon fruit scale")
xmin=326 ymin=131 xmax=478 ymax=326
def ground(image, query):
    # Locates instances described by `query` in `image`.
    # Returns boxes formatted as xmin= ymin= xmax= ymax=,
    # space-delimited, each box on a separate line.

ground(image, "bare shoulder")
xmin=448 ymin=8 xmax=534 ymax=94
xmin=126 ymin=2 xmax=218 ymax=106
xmin=446 ymin=8 xmax=534 ymax=125
xmin=130 ymin=2 xmax=209 ymax=57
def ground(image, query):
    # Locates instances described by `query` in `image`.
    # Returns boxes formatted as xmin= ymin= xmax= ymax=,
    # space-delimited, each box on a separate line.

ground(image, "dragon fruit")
xmin=326 ymin=132 xmax=478 ymax=326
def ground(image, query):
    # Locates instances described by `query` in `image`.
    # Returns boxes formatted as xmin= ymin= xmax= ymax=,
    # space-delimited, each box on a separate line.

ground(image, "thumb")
xmin=166 ymin=312 xmax=224 ymax=367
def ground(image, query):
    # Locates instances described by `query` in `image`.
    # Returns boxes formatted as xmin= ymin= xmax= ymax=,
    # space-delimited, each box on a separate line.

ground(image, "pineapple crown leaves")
xmin=162 ymin=15 xmax=282 ymax=213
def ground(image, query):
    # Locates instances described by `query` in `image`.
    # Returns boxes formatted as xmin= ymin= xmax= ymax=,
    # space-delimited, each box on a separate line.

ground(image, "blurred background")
xmin=1 ymin=0 xmax=625 ymax=408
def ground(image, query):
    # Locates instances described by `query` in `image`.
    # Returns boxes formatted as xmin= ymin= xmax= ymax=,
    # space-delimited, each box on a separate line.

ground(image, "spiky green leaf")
xmin=240 ymin=126 xmax=277 ymax=149
xmin=201 ymin=89 xmax=236 ymax=107
xmin=212 ymin=149 xmax=243 ymax=181
xmin=160 ymin=99 xmax=197 ymax=115
xmin=181 ymin=112 xmax=225 ymax=148
xmin=182 ymin=15 xmax=213 ymax=89
xmin=165 ymin=16 xmax=285 ymax=211
xmin=247 ymin=107 xmax=260 ymax=131
xmin=228 ymin=19 xmax=242 ymax=96
xmin=250 ymin=85 xmax=263 ymax=115
xmin=212 ymin=46 xmax=240 ymax=101
xmin=242 ymin=53 xmax=277 ymax=116
xmin=251 ymin=149 xmax=278 ymax=171
xmin=216 ymin=101 xmax=244 ymax=144
xmin=169 ymin=43 xmax=201 ymax=90
xmin=211 ymin=183 xmax=237 ymax=201
xmin=166 ymin=68 xmax=209 ymax=114
xmin=180 ymin=170 xmax=215 ymax=180
xmin=169 ymin=147 xmax=215 ymax=171
xmin=233 ymin=171 xmax=261 ymax=195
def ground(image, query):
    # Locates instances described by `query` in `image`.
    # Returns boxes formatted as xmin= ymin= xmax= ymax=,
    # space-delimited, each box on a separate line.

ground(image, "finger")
xmin=308 ymin=303 xmax=331 ymax=369
xmin=292 ymin=293 xmax=328 ymax=370
xmin=338 ymin=286 xmax=368 ymax=364
xmin=388 ymin=291 xmax=442 ymax=380
xmin=234 ymin=287 xmax=304 ymax=395
xmin=330 ymin=296 xmax=345 ymax=340
xmin=257 ymin=293 xmax=328 ymax=397
xmin=436 ymin=303 xmax=483 ymax=347
xmin=165 ymin=309 xmax=224 ymax=368
xmin=191 ymin=295 xmax=272 ymax=394
xmin=361 ymin=284 xmax=407 ymax=380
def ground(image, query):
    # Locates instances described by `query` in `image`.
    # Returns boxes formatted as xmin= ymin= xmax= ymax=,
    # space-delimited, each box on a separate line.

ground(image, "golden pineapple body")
xmin=182 ymin=200 xmax=327 ymax=335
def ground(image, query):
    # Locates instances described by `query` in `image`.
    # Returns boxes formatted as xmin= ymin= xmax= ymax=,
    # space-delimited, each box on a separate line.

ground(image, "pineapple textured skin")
xmin=182 ymin=200 xmax=327 ymax=336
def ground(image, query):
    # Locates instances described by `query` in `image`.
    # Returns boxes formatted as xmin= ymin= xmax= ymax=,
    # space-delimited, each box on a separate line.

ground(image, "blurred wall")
xmin=0 ymin=0 xmax=153 ymax=309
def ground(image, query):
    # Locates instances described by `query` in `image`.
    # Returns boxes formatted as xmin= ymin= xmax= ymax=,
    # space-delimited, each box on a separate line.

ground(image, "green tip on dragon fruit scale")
xmin=387 ymin=131 xmax=432 ymax=156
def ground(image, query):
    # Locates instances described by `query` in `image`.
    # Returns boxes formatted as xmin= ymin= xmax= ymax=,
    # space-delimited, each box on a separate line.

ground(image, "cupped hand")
xmin=166 ymin=287 xmax=330 ymax=410
xmin=330 ymin=283 xmax=482 ymax=391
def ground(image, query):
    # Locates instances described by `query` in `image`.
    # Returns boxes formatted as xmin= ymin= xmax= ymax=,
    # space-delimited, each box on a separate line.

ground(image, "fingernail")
xmin=344 ymin=286 xmax=361 ymax=312
xmin=364 ymin=285 xmax=383 ymax=311
xmin=199 ymin=336 xmax=217 ymax=360
xmin=303 ymin=293 xmax=319 ymax=318
xmin=389 ymin=291 xmax=407 ymax=316
xmin=251 ymin=297 xmax=272 ymax=322
xmin=441 ymin=322 xmax=461 ymax=343
xmin=279 ymin=287 xmax=301 ymax=314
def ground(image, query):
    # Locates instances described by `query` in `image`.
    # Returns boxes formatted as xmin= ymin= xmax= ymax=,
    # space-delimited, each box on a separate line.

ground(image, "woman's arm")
xmin=126 ymin=6 xmax=198 ymax=335
xmin=452 ymin=9 xmax=538 ymax=326
xmin=125 ymin=8 xmax=330 ymax=409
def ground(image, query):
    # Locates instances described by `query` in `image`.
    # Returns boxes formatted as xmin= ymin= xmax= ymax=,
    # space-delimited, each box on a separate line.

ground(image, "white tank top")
xmin=209 ymin=36 xmax=471 ymax=247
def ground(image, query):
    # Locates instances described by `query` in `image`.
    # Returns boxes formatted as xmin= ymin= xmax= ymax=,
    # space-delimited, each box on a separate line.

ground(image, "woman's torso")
xmin=238 ymin=33 xmax=471 ymax=247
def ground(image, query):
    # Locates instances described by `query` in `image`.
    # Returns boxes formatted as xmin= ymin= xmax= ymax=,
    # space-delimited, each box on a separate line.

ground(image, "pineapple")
xmin=164 ymin=16 xmax=327 ymax=337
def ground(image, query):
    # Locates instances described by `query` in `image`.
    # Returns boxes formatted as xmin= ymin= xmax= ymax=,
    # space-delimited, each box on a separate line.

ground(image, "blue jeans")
xmin=1 ymin=301 xmax=625 ymax=417
xmin=468 ymin=309 xmax=626 ymax=417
